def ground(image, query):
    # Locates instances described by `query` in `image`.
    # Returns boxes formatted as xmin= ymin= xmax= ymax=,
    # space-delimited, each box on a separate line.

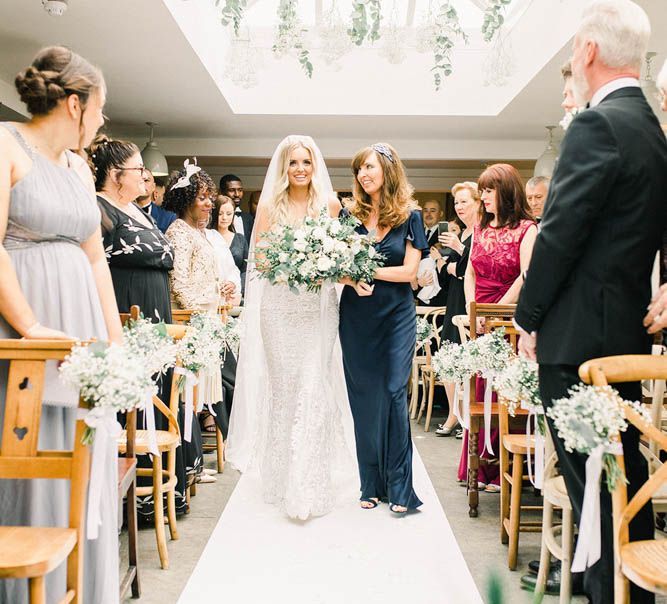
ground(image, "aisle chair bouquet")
xmin=548 ymin=384 xmax=652 ymax=571
xmin=494 ymin=357 xmax=545 ymax=486
xmin=466 ymin=328 xmax=515 ymax=455
xmin=255 ymin=212 xmax=384 ymax=292
xmin=431 ymin=341 xmax=477 ymax=429
xmin=176 ymin=311 xmax=230 ymax=441
xmin=416 ymin=317 xmax=435 ymax=351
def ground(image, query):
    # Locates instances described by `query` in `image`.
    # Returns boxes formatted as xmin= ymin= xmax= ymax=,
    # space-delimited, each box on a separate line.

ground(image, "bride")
xmin=226 ymin=135 xmax=356 ymax=520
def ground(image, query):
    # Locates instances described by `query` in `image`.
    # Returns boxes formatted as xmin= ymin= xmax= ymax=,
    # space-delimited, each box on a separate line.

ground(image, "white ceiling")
xmin=0 ymin=0 xmax=664 ymax=161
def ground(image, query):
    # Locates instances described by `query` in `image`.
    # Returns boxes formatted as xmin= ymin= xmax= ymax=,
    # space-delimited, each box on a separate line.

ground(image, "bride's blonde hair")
xmin=267 ymin=136 xmax=323 ymax=228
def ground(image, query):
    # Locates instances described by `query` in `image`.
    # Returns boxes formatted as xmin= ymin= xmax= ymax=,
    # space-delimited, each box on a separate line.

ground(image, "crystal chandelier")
xmin=319 ymin=1 xmax=352 ymax=70
xmin=534 ymin=126 xmax=559 ymax=178
xmin=379 ymin=4 xmax=407 ymax=65
xmin=225 ymin=35 xmax=259 ymax=89
xmin=482 ymin=28 xmax=515 ymax=87
xmin=640 ymin=52 xmax=664 ymax=120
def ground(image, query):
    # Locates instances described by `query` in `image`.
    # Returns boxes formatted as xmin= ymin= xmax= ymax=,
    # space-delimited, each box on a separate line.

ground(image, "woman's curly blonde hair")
xmin=347 ymin=143 xmax=417 ymax=229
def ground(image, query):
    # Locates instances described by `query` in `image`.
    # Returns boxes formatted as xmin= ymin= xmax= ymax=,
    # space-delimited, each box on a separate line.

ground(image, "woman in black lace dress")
xmin=90 ymin=135 xmax=190 ymax=520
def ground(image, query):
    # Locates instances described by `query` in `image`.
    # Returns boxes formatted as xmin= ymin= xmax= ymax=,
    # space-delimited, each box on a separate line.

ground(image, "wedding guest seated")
xmin=210 ymin=195 xmax=248 ymax=296
xmin=220 ymin=174 xmax=254 ymax=243
xmin=135 ymin=169 xmax=177 ymax=233
xmin=205 ymin=196 xmax=242 ymax=306
xmin=525 ymin=176 xmax=550 ymax=221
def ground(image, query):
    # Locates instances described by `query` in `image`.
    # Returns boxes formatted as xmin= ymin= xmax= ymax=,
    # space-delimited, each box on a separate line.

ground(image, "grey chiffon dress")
xmin=0 ymin=124 xmax=119 ymax=604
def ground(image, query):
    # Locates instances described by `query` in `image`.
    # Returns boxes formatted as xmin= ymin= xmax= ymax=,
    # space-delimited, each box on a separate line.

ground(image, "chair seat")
xmin=620 ymin=540 xmax=667 ymax=593
xmin=0 ymin=526 xmax=76 ymax=578
xmin=118 ymin=457 xmax=137 ymax=494
xmin=543 ymin=475 xmax=572 ymax=509
xmin=117 ymin=429 xmax=179 ymax=454
xmin=502 ymin=433 xmax=535 ymax=455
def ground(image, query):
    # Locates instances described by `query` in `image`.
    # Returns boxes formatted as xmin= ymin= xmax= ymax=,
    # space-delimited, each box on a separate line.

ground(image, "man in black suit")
xmin=515 ymin=2 xmax=667 ymax=602
xmin=220 ymin=174 xmax=254 ymax=244
xmin=415 ymin=200 xmax=448 ymax=307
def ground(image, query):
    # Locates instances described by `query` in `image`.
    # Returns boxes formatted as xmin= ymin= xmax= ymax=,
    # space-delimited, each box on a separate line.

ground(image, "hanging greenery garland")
xmin=217 ymin=0 xmax=247 ymax=37
xmin=481 ymin=0 xmax=513 ymax=43
xmin=348 ymin=0 xmax=382 ymax=46
xmin=430 ymin=1 xmax=468 ymax=90
xmin=273 ymin=0 xmax=314 ymax=78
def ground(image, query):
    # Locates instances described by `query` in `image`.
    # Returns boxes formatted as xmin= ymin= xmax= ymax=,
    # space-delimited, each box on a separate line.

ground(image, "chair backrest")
xmin=118 ymin=306 xmax=142 ymax=458
xmin=579 ymin=354 xmax=667 ymax=587
xmin=451 ymin=315 xmax=470 ymax=344
xmin=429 ymin=307 xmax=447 ymax=348
xmin=468 ymin=302 xmax=516 ymax=340
xmin=0 ymin=339 xmax=90 ymax=595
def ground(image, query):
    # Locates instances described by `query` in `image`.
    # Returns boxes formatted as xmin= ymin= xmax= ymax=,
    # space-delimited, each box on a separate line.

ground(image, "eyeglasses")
xmin=116 ymin=166 xmax=147 ymax=175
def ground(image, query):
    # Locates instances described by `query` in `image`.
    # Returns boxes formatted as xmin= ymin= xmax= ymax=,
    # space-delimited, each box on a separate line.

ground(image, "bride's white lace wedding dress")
xmin=225 ymin=135 xmax=356 ymax=520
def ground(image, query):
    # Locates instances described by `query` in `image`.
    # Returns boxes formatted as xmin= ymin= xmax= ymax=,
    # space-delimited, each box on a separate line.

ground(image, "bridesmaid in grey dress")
xmin=0 ymin=47 xmax=122 ymax=603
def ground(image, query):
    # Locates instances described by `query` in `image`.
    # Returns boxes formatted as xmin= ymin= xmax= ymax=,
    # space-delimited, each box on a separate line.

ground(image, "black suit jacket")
xmin=515 ymin=87 xmax=667 ymax=365
xmin=235 ymin=211 xmax=255 ymax=244
xmin=415 ymin=227 xmax=449 ymax=306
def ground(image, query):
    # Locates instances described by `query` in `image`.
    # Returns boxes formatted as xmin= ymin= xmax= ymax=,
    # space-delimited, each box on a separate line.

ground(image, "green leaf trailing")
xmin=217 ymin=0 xmax=248 ymax=37
xmin=430 ymin=1 xmax=468 ymax=90
xmin=481 ymin=0 xmax=512 ymax=43
xmin=348 ymin=0 xmax=382 ymax=46
xmin=273 ymin=0 xmax=314 ymax=78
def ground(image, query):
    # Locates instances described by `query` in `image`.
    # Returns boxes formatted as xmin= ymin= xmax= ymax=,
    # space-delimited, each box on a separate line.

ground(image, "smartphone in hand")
xmin=437 ymin=221 xmax=452 ymax=256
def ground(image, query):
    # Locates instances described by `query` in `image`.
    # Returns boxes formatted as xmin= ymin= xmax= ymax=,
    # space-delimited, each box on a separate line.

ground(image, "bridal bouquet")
xmin=494 ymin=357 xmax=541 ymax=418
xmin=59 ymin=341 xmax=156 ymax=444
xmin=548 ymin=384 xmax=651 ymax=492
xmin=416 ymin=317 xmax=435 ymax=350
xmin=256 ymin=213 xmax=384 ymax=292
xmin=122 ymin=315 xmax=177 ymax=377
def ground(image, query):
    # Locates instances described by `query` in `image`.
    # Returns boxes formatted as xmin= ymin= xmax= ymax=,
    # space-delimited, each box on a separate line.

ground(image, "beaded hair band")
xmin=372 ymin=143 xmax=394 ymax=163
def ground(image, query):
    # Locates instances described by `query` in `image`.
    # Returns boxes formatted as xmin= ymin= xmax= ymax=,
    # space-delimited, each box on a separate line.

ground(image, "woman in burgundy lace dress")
xmin=458 ymin=163 xmax=538 ymax=491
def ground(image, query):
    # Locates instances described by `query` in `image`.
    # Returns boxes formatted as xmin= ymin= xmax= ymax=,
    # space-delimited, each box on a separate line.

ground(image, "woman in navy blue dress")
xmin=339 ymin=143 xmax=429 ymax=513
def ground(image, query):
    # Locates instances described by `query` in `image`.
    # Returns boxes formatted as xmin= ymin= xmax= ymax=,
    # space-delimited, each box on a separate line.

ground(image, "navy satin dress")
xmin=339 ymin=209 xmax=429 ymax=508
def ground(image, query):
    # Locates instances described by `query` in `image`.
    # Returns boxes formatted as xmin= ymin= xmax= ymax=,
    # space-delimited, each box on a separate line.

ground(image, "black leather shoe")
xmin=527 ymin=559 xmax=560 ymax=575
xmin=520 ymin=566 xmax=584 ymax=596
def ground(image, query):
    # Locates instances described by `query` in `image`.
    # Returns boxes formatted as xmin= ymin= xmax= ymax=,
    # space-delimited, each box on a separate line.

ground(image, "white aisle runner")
xmin=178 ymin=449 xmax=483 ymax=604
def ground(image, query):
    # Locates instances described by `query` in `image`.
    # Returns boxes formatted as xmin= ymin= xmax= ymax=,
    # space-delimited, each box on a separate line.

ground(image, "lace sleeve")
xmin=166 ymin=221 xmax=208 ymax=309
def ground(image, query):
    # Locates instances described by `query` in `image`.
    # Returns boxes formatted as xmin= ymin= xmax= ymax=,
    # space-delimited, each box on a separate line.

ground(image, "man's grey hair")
xmin=422 ymin=199 xmax=443 ymax=210
xmin=577 ymin=0 xmax=650 ymax=72
xmin=657 ymin=58 xmax=667 ymax=97
xmin=526 ymin=176 xmax=551 ymax=189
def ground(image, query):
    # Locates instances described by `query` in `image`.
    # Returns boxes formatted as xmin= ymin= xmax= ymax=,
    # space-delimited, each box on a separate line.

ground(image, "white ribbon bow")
xmin=174 ymin=367 xmax=198 ymax=442
xmin=482 ymin=374 xmax=495 ymax=456
xmin=453 ymin=380 xmax=471 ymax=431
xmin=523 ymin=404 xmax=545 ymax=490
xmin=571 ymin=441 xmax=624 ymax=572
xmin=78 ymin=407 xmax=122 ymax=540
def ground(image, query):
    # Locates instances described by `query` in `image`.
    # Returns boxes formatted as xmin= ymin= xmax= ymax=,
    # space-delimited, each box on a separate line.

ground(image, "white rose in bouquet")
xmin=311 ymin=226 xmax=326 ymax=240
xmin=317 ymin=256 xmax=333 ymax=272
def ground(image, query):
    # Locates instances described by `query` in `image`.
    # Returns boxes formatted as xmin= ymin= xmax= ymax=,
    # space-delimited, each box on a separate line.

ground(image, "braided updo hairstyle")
xmin=14 ymin=46 xmax=105 ymax=116
xmin=163 ymin=168 xmax=216 ymax=219
xmin=87 ymin=134 xmax=139 ymax=192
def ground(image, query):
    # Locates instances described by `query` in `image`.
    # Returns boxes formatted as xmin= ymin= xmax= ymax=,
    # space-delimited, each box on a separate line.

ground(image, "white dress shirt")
xmin=589 ymin=77 xmax=640 ymax=108
xmin=233 ymin=210 xmax=245 ymax=236
xmin=204 ymin=229 xmax=242 ymax=293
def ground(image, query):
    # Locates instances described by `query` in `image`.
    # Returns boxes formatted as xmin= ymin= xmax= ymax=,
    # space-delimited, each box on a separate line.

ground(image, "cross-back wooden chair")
xmin=170 ymin=306 xmax=230 ymax=474
xmin=466 ymin=302 xmax=516 ymax=518
xmin=416 ymin=307 xmax=448 ymax=431
xmin=0 ymin=339 xmax=88 ymax=604
xmin=485 ymin=319 xmax=541 ymax=570
xmin=117 ymin=322 xmax=186 ymax=570
xmin=579 ymin=355 xmax=667 ymax=603
xmin=116 ymin=306 xmax=141 ymax=598
xmin=409 ymin=306 xmax=436 ymax=419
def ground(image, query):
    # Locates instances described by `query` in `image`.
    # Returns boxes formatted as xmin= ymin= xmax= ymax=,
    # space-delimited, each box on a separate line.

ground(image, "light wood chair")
xmin=534 ymin=430 xmax=575 ymax=604
xmin=117 ymin=323 xmax=187 ymax=570
xmin=0 ymin=339 xmax=89 ymax=604
xmin=116 ymin=305 xmax=141 ymax=599
xmin=416 ymin=307 xmax=447 ymax=431
xmin=466 ymin=302 xmax=517 ymax=518
xmin=409 ymin=306 xmax=435 ymax=419
xmin=579 ymin=354 xmax=667 ymax=603
xmin=170 ymin=306 xmax=230 ymax=474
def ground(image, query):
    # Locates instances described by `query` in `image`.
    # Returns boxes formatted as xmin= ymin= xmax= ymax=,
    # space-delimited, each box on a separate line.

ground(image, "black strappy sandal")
xmin=389 ymin=503 xmax=408 ymax=515
xmin=360 ymin=497 xmax=380 ymax=509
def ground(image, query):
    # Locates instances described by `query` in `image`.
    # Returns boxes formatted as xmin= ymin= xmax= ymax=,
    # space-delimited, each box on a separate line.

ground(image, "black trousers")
xmin=539 ymin=364 xmax=655 ymax=604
